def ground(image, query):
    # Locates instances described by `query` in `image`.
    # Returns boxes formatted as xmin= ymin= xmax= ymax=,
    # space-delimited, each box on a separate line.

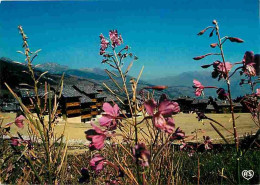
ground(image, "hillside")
xmin=148 ymin=70 xmax=253 ymax=97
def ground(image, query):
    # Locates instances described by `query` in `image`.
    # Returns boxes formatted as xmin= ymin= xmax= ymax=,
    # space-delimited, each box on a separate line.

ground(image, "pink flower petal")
xmin=99 ymin=115 xmax=112 ymax=127
xmin=112 ymin=104 xmax=120 ymax=117
xmin=144 ymin=99 xmax=157 ymax=116
xmin=92 ymin=135 xmax=106 ymax=150
xmin=102 ymin=103 xmax=114 ymax=116
xmin=158 ymin=100 xmax=180 ymax=115
xmin=153 ymin=113 xmax=166 ymax=130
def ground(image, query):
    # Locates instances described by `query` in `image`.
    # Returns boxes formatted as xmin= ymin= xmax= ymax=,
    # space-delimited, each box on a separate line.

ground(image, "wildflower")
xmin=99 ymin=33 xmax=109 ymax=55
xmin=78 ymin=168 xmax=90 ymax=183
xmin=99 ymin=103 xmax=120 ymax=130
xmin=241 ymin=51 xmax=256 ymax=76
xmin=256 ymin=89 xmax=260 ymax=96
xmin=109 ymin=30 xmax=123 ymax=48
xmin=144 ymin=95 xmax=180 ymax=133
xmin=11 ymin=138 xmax=21 ymax=146
xmin=217 ymin=62 xmax=232 ymax=73
xmin=216 ymin=88 xmax=228 ymax=100
xmin=170 ymin=127 xmax=185 ymax=140
xmin=203 ymin=136 xmax=213 ymax=150
xmin=193 ymin=79 xmax=218 ymax=96
xmin=85 ymin=123 xmax=107 ymax=150
xmin=193 ymin=79 xmax=204 ymax=96
xmin=15 ymin=115 xmax=26 ymax=128
xmin=133 ymin=143 xmax=150 ymax=167
xmin=90 ymin=154 xmax=106 ymax=173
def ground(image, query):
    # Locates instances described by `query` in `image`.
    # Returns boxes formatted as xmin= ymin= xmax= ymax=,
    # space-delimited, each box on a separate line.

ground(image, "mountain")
xmin=1 ymin=58 xmax=252 ymax=99
xmin=148 ymin=70 xmax=253 ymax=97
xmin=35 ymin=62 xmax=69 ymax=74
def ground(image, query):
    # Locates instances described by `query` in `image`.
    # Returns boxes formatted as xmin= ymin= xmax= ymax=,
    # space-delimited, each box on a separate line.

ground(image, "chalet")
xmin=191 ymin=99 xmax=209 ymax=112
xmin=173 ymin=97 xmax=194 ymax=113
xmin=205 ymin=104 xmax=216 ymax=113
xmin=1 ymin=101 xmax=19 ymax=112
xmin=59 ymin=86 xmax=82 ymax=118
xmin=73 ymin=85 xmax=99 ymax=118
xmin=213 ymin=101 xmax=243 ymax=113
xmin=18 ymin=88 xmax=35 ymax=111
xmin=80 ymin=95 xmax=94 ymax=122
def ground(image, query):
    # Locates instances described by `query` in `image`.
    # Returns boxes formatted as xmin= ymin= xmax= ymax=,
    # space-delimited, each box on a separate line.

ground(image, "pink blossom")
xmin=99 ymin=103 xmax=120 ymax=130
xmin=99 ymin=33 xmax=109 ymax=55
xmin=242 ymin=51 xmax=256 ymax=76
xmin=133 ymin=143 xmax=150 ymax=167
xmin=170 ymin=127 xmax=185 ymax=140
xmin=109 ymin=30 xmax=123 ymax=48
xmin=15 ymin=115 xmax=26 ymax=128
xmin=90 ymin=154 xmax=105 ymax=173
xmin=203 ymin=136 xmax=213 ymax=150
xmin=193 ymin=79 xmax=204 ymax=96
xmin=11 ymin=138 xmax=21 ymax=146
xmin=217 ymin=62 xmax=232 ymax=73
xmin=256 ymin=89 xmax=260 ymax=96
xmin=144 ymin=95 xmax=180 ymax=133
xmin=193 ymin=79 xmax=217 ymax=96
xmin=86 ymin=123 xmax=107 ymax=150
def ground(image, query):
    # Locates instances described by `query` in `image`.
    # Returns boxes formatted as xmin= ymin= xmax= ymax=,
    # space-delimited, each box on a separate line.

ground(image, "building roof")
xmin=60 ymin=86 xmax=82 ymax=98
xmin=19 ymin=89 xmax=35 ymax=98
xmin=73 ymin=84 xmax=98 ymax=95
xmin=1 ymin=103 xmax=19 ymax=112
xmin=79 ymin=95 xmax=93 ymax=103
xmin=192 ymin=99 xmax=209 ymax=104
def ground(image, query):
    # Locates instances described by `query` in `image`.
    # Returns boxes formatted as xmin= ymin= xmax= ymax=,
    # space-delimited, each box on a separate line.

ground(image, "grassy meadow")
xmin=2 ymin=112 xmax=258 ymax=143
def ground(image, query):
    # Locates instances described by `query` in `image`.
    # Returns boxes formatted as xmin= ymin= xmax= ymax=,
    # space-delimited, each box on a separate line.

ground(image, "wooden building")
xmin=59 ymin=86 xmax=82 ymax=118
xmin=191 ymin=99 xmax=209 ymax=112
xmin=73 ymin=85 xmax=99 ymax=118
xmin=173 ymin=97 xmax=194 ymax=113
xmin=79 ymin=95 xmax=94 ymax=122
xmin=18 ymin=88 xmax=36 ymax=111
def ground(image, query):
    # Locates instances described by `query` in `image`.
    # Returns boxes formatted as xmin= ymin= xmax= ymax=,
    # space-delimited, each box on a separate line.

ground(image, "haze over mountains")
xmin=0 ymin=58 xmax=253 ymax=99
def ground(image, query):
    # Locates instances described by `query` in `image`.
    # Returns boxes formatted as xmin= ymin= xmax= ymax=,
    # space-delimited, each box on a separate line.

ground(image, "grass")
xmin=1 ymin=112 xmax=258 ymax=143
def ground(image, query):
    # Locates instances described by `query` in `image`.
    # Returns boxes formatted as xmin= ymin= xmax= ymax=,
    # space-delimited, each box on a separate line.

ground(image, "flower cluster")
xmin=144 ymin=94 xmax=180 ymax=133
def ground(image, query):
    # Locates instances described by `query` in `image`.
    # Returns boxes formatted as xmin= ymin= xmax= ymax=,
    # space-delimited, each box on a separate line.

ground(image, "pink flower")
xmin=193 ymin=79 xmax=217 ymax=96
xmin=15 ymin=115 xmax=26 ymax=128
xmin=256 ymin=89 xmax=260 ymax=96
xmin=170 ymin=127 xmax=185 ymax=140
xmin=133 ymin=143 xmax=150 ymax=167
xmin=11 ymin=138 xmax=21 ymax=146
xmin=242 ymin=51 xmax=256 ymax=76
xmin=99 ymin=103 xmax=120 ymax=130
xmin=203 ymin=136 xmax=213 ymax=150
xmin=109 ymin=30 xmax=123 ymax=48
xmin=144 ymin=95 xmax=180 ymax=133
xmin=86 ymin=123 xmax=107 ymax=150
xmin=90 ymin=154 xmax=105 ymax=173
xmin=217 ymin=62 xmax=232 ymax=73
xmin=193 ymin=79 xmax=204 ymax=96
xmin=99 ymin=33 xmax=109 ymax=55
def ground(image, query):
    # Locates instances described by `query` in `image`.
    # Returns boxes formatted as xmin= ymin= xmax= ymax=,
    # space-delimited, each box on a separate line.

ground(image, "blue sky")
xmin=0 ymin=0 xmax=259 ymax=79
